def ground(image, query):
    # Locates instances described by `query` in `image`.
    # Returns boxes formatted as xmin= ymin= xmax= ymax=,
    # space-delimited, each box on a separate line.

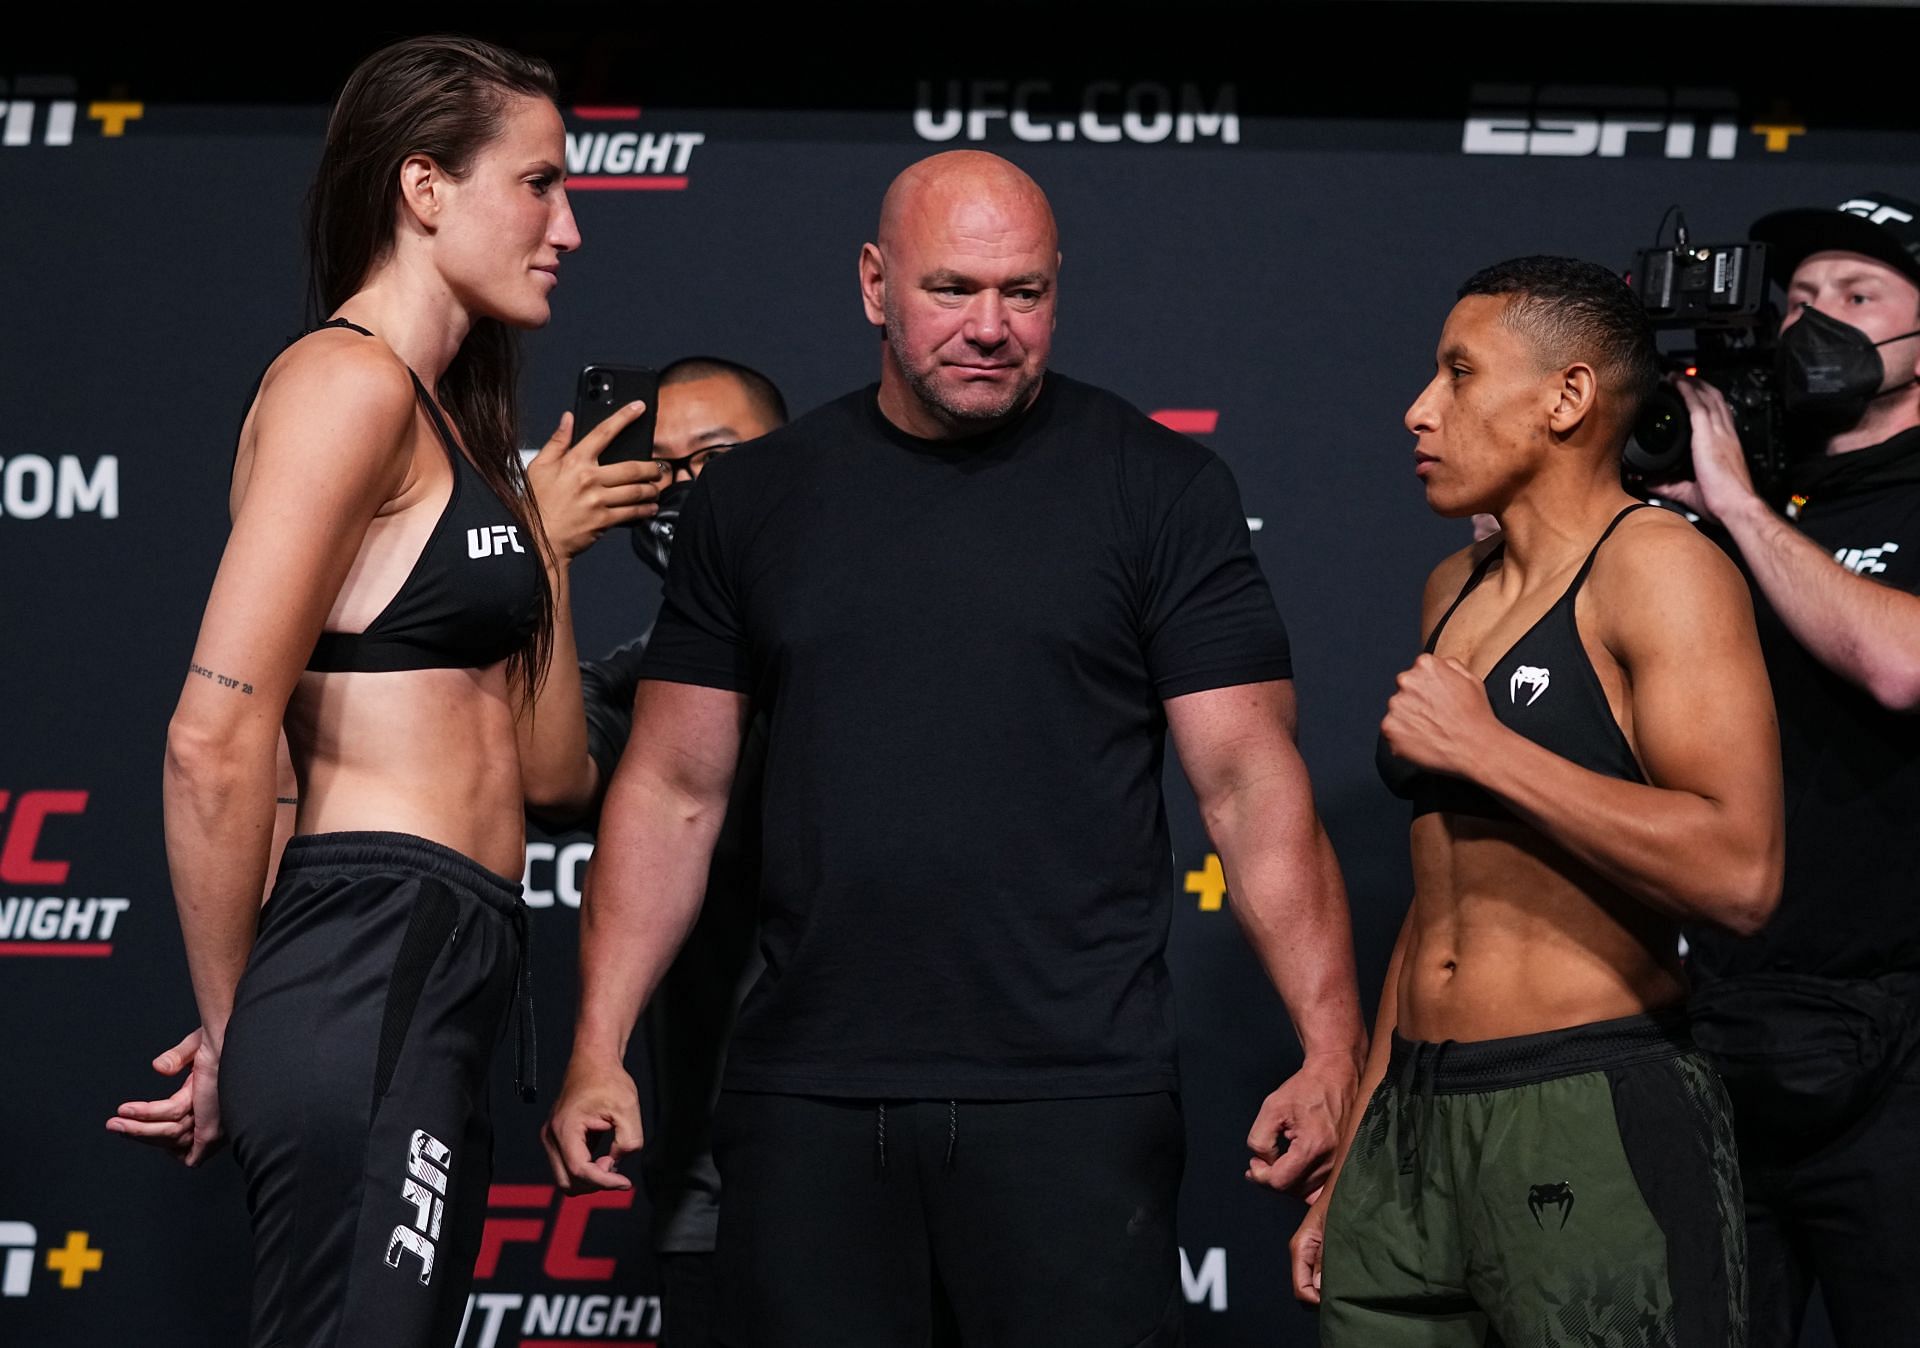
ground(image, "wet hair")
xmin=306 ymin=34 xmax=560 ymax=693
xmin=1459 ymin=256 xmax=1662 ymax=425
xmin=660 ymin=356 xmax=790 ymax=429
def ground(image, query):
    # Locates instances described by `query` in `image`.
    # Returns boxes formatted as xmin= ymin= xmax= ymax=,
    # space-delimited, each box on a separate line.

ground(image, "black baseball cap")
xmin=1751 ymin=192 xmax=1920 ymax=290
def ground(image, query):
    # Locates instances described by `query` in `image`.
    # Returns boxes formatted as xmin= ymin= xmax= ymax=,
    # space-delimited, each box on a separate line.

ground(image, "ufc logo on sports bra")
xmin=467 ymin=524 xmax=526 ymax=559
xmin=386 ymin=1130 xmax=451 ymax=1285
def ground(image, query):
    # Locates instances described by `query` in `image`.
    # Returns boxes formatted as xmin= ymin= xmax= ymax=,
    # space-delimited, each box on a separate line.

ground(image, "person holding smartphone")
xmin=104 ymin=35 xmax=658 ymax=1348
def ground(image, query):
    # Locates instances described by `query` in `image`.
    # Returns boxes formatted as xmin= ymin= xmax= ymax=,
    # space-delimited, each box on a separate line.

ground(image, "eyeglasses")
xmin=650 ymin=444 xmax=735 ymax=480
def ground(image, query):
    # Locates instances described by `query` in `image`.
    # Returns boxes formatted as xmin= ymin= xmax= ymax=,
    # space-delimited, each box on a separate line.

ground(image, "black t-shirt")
xmin=640 ymin=373 xmax=1292 ymax=1098
xmin=1691 ymin=428 xmax=1920 ymax=980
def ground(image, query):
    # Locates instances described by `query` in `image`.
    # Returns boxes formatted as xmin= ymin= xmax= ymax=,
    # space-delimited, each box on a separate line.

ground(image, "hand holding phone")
xmin=572 ymin=365 xmax=660 ymax=464
xmin=526 ymin=366 xmax=665 ymax=562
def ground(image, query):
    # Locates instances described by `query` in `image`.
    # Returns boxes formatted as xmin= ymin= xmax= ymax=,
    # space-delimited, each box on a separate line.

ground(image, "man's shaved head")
xmin=859 ymin=151 xmax=1061 ymax=439
xmin=875 ymin=151 xmax=1059 ymax=256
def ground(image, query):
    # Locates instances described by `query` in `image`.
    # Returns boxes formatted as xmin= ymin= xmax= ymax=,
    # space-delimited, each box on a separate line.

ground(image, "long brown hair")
xmin=306 ymin=34 xmax=559 ymax=694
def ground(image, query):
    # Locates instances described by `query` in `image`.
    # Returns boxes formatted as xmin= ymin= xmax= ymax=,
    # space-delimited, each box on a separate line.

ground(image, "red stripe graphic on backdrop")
xmin=489 ymin=1184 xmax=554 ymax=1207
xmin=0 ymin=943 xmax=112 ymax=957
xmin=1150 ymin=410 xmax=1220 ymax=434
xmin=572 ymin=107 xmax=642 ymax=120
xmin=568 ymin=178 xmax=690 ymax=191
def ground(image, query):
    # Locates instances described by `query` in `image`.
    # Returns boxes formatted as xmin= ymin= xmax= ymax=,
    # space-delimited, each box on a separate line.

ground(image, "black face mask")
xmin=632 ymin=479 xmax=694 ymax=578
xmin=1775 ymin=306 xmax=1920 ymax=438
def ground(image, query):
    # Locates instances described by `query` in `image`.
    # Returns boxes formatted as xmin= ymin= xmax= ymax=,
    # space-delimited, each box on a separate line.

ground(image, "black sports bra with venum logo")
xmin=303 ymin=320 xmax=543 ymax=673
xmin=1376 ymin=503 xmax=1652 ymax=821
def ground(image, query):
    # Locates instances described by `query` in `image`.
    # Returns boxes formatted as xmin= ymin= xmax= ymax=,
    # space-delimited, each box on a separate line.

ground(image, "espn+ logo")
xmin=1 ymin=76 xmax=142 ymax=147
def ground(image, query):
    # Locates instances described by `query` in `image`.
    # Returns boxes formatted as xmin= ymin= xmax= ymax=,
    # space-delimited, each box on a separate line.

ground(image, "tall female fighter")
xmin=104 ymin=36 xmax=656 ymax=1347
xmin=1295 ymin=258 xmax=1783 ymax=1347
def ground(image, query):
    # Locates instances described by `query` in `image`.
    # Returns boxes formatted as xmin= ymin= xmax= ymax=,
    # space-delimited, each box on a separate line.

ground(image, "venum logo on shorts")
xmin=386 ymin=1130 xmax=452 ymax=1285
xmin=468 ymin=524 xmax=526 ymax=559
xmin=1528 ymin=1180 xmax=1575 ymax=1230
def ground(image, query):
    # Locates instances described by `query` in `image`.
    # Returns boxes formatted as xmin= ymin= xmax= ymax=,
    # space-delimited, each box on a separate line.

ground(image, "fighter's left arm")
xmin=1385 ymin=513 xmax=1785 ymax=934
xmin=1167 ymin=679 xmax=1367 ymax=1198
xmin=1662 ymin=377 xmax=1920 ymax=710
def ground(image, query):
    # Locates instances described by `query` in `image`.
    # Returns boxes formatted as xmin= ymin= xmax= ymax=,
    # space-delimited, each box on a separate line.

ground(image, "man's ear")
xmin=1547 ymin=362 xmax=1598 ymax=437
xmin=858 ymin=242 xmax=887 ymax=329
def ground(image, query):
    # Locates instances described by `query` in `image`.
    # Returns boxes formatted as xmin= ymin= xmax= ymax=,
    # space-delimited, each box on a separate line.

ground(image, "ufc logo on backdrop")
xmin=467 ymin=525 xmax=524 ymax=559
xmin=0 ymin=790 xmax=86 ymax=885
xmin=387 ymin=1130 xmax=452 ymax=1285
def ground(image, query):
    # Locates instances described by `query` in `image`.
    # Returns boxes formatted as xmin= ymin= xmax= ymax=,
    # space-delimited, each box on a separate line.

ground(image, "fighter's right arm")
xmin=165 ymin=341 xmax=413 ymax=1051
xmin=542 ymin=678 xmax=747 ymax=1193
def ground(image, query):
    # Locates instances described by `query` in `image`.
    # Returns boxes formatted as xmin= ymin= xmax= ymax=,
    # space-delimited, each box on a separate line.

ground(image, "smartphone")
xmin=572 ymin=364 xmax=660 ymax=465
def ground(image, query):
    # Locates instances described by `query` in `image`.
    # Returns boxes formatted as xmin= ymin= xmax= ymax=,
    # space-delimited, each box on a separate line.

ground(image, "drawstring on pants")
xmin=1396 ymin=1039 xmax=1451 ymax=1177
xmin=872 ymin=1101 xmax=960 ymax=1173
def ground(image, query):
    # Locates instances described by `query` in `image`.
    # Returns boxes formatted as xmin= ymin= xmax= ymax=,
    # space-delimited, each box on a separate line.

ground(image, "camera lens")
xmin=1625 ymin=383 xmax=1692 ymax=480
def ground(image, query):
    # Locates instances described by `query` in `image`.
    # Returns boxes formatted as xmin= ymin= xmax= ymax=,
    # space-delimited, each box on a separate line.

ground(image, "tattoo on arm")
xmin=275 ymin=797 xmax=298 ymax=806
xmin=188 ymin=662 xmax=254 ymax=695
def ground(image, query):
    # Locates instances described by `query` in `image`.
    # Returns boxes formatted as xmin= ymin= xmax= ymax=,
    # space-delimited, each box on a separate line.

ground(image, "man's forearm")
xmin=1207 ymin=782 xmax=1366 ymax=1060
xmin=1721 ymin=493 xmax=1920 ymax=710
xmin=570 ymin=764 xmax=727 ymax=1062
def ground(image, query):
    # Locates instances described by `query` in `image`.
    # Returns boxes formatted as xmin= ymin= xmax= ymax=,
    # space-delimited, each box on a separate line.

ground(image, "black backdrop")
xmin=4 ymin=8 xmax=1913 ymax=1344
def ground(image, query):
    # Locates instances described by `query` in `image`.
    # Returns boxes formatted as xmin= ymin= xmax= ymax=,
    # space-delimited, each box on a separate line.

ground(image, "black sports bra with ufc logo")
xmin=302 ymin=320 xmax=542 ymax=673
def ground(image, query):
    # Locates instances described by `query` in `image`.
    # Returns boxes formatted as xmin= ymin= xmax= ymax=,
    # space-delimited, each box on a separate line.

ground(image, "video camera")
xmin=1624 ymin=211 xmax=1788 ymax=491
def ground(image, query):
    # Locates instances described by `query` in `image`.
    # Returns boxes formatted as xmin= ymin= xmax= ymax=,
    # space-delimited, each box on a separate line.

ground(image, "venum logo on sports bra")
xmin=467 ymin=525 xmax=526 ymax=560
xmin=1509 ymin=666 xmax=1551 ymax=706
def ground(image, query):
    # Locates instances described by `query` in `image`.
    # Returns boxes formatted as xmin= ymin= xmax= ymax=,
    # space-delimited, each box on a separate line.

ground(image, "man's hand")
xmin=1244 ymin=1050 xmax=1361 ymax=1198
xmin=541 ymin=1057 xmax=645 ymax=1194
xmin=1289 ymin=1190 xmax=1333 ymax=1305
xmin=107 ymin=1026 xmax=225 ymax=1166
xmin=527 ymin=405 xmax=665 ymax=562
xmin=1650 ymin=377 xmax=1759 ymax=523
xmin=1381 ymin=653 xmax=1501 ymax=778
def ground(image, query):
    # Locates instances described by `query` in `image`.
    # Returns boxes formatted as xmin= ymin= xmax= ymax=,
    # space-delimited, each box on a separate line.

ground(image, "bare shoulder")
xmin=1592 ymin=504 xmax=1755 ymax=643
xmin=1420 ymin=533 xmax=1499 ymax=633
xmin=251 ymin=329 xmax=418 ymax=455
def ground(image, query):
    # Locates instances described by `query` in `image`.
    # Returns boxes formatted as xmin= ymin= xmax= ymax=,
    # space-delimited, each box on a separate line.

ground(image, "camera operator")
xmin=1655 ymin=193 xmax=1920 ymax=1347
xmin=525 ymin=355 xmax=787 ymax=1348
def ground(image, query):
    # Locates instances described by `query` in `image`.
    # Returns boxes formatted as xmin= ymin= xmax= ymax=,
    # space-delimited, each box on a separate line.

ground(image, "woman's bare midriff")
xmin=284 ymin=663 xmax=527 ymax=880
xmin=1397 ymin=811 xmax=1686 ymax=1044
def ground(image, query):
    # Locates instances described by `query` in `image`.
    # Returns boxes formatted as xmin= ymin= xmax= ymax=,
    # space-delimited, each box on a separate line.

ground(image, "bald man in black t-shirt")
xmin=542 ymin=151 xmax=1365 ymax=1345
